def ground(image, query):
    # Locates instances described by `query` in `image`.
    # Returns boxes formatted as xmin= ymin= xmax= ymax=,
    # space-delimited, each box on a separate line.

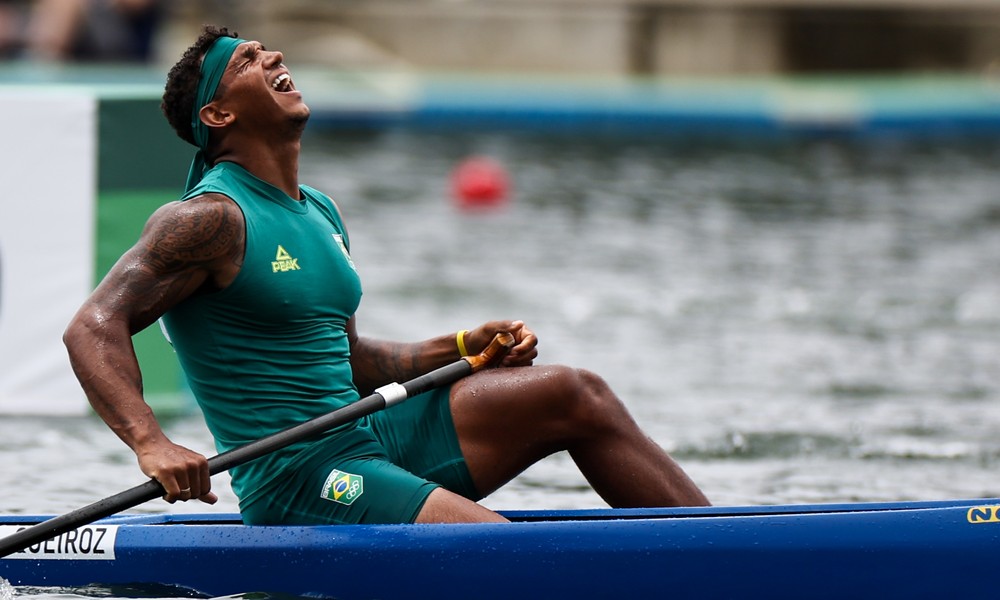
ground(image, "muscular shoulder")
xmin=140 ymin=193 xmax=245 ymax=280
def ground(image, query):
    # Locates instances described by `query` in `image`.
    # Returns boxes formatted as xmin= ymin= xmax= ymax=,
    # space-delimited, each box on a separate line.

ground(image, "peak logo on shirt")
xmin=271 ymin=245 xmax=301 ymax=273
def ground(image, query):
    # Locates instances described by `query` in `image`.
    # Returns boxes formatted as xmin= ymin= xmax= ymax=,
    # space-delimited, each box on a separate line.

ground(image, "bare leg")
xmin=415 ymin=487 xmax=509 ymax=523
xmin=451 ymin=365 xmax=710 ymax=507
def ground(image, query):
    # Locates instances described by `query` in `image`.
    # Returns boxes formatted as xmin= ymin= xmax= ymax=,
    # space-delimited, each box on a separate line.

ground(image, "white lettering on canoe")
xmin=0 ymin=525 xmax=118 ymax=560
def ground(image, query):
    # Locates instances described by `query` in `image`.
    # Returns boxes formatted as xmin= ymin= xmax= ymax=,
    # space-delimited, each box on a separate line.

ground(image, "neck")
xmin=212 ymin=134 xmax=303 ymax=199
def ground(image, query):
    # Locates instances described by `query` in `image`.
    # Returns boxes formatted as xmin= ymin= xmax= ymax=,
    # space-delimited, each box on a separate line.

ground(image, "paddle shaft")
xmin=0 ymin=332 xmax=514 ymax=558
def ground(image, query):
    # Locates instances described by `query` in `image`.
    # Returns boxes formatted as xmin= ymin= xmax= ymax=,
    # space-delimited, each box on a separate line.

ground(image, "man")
xmin=63 ymin=25 xmax=709 ymax=525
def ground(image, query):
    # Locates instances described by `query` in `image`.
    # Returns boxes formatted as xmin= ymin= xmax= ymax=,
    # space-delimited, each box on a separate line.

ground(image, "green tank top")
xmin=161 ymin=162 xmax=363 ymax=501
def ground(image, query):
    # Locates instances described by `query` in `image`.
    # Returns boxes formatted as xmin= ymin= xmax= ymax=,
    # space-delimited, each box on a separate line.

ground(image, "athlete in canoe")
xmin=63 ymin=25 xmax=710 ymax=525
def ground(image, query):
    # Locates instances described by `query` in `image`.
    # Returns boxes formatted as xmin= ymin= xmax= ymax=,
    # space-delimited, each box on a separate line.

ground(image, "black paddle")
xmin=0 ymin=331 xmax=515 ymax=558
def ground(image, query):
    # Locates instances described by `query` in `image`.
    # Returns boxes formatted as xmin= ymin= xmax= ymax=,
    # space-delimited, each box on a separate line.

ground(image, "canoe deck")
xmin=3 ymin=498 xmax=1000 ymax=599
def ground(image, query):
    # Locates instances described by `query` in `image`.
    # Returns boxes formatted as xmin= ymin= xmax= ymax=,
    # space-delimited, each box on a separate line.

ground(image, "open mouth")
xmin=272 ymin=72 xmax=294 ymax=93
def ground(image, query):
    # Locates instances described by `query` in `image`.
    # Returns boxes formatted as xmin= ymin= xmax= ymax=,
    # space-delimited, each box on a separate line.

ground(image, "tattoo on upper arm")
xmin=146 ymin=200 xmax=243 ymax=273
xmin=106 ymin=198 xmax=244 ymax=330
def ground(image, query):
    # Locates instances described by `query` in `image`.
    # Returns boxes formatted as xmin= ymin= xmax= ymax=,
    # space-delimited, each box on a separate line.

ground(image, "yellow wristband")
xmin=456 ymin=329 xmax=470 ymax=357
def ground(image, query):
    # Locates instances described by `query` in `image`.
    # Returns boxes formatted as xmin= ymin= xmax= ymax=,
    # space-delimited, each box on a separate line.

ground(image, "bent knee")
xmin=548 ymin=366 xmax=628 ymax=428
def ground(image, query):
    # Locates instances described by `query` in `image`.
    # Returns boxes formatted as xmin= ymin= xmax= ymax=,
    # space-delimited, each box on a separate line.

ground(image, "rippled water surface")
xmin=3 ymin=128 xmax=1000 ymax=597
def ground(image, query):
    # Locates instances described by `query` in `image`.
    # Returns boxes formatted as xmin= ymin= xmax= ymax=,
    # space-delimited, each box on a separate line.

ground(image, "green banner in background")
xmin=97 ymin=96 xmax=194 ymax=416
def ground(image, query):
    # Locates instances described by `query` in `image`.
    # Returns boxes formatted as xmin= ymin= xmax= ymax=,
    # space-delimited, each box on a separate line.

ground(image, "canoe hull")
xmin=3 ymin=499 xmax=1000 ymax=599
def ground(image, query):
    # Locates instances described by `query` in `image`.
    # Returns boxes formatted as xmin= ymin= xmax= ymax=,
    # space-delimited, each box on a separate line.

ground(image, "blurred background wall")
xmin=154 ymin=0 xmax=1000 ymax=76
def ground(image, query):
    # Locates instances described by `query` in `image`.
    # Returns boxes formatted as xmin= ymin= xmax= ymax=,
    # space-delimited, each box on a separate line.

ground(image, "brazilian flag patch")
xmin=320 ymin=469 xmax=364 ymax=506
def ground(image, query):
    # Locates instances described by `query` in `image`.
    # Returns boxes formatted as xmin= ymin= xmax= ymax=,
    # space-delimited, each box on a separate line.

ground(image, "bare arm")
xmin=348 ymin=317 xmax=538 ymax=396
xmin=62 ymin=194 xmax=244 ymax=504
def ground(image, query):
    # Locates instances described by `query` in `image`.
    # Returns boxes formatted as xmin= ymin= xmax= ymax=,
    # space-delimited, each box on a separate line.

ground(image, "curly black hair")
xmin=161 ymin=25 xmax=238 ymax=147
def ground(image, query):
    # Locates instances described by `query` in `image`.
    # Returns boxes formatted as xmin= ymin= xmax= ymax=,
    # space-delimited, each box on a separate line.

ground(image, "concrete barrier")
xmin=161 ymin=0 xmax=1000 ymax=76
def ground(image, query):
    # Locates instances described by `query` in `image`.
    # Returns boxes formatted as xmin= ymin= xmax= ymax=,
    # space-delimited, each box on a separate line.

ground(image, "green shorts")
xmin=239 ymin=386 xmax=479 ymax=525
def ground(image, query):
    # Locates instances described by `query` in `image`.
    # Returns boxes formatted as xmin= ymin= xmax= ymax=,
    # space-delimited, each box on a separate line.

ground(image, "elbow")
xmin=63 ymin=305 xmax=106 ymax=358
xmin=63 ymin=311 xmax=89 ymax=358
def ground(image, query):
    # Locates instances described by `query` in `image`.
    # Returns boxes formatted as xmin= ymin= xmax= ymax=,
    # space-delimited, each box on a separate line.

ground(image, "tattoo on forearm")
xmin=354 ymin=339 xmax=424 ymax=390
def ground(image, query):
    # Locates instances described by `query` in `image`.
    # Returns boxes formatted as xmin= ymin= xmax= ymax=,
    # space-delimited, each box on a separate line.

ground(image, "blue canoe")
xmin=2 ymin=498 xmax=1000 ymax=599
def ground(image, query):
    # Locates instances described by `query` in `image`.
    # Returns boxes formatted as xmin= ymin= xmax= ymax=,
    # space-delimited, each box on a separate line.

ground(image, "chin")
xmin=286 ymin=109 xmax=310 ymax=134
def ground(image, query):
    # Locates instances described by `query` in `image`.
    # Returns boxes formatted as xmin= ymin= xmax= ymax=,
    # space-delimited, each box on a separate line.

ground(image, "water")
xmin=3 ymin=129 xmax=1000 ymax=596
xmin=299 ymin=129 xmax=1000 ymax=507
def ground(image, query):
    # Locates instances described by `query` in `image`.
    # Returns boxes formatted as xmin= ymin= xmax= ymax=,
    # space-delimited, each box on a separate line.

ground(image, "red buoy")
xmin=451 ymin=157 xmax=510 ymax=209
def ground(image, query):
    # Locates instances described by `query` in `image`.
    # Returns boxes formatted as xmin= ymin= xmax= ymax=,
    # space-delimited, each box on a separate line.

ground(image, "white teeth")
xmin=272 ymin=73 xmax=290 ymax=90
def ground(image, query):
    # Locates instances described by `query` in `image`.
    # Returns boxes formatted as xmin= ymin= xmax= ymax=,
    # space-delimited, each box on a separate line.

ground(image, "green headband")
xmin=185 ymin=35 xmax=247 ymax=192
